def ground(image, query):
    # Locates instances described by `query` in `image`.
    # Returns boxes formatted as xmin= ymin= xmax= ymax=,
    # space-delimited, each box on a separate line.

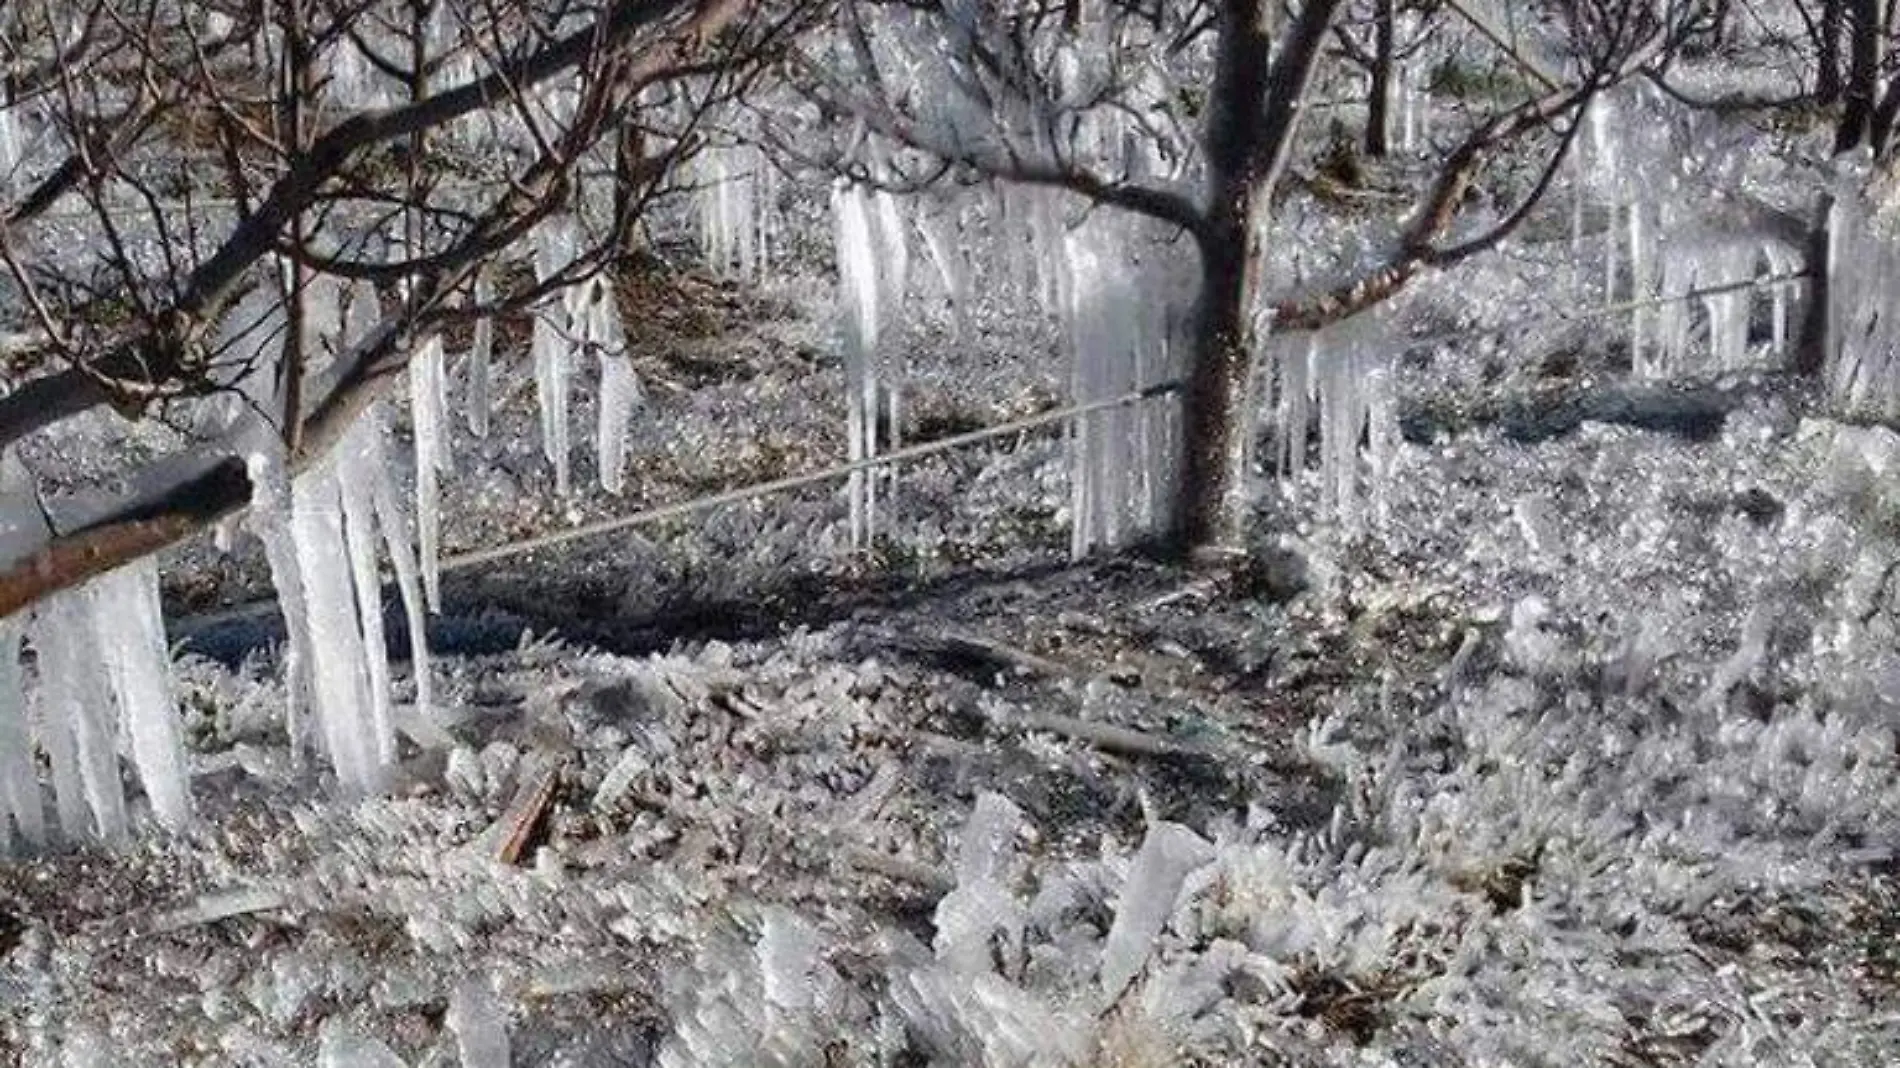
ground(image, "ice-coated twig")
xmin=980 ymin=701 xmax=1214 ymax=761
xmin=137 ymin=886 xmax=289 ymax=938
xmin=488 ymin=750 xmax=563 ymax=865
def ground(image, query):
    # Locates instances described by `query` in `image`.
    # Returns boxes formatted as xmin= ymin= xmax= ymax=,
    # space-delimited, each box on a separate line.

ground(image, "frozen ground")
xmin=2 ymin=34 xmax=1899 ymax=1060
xmin=3 ymin=230 xmax=1899 ymax=1064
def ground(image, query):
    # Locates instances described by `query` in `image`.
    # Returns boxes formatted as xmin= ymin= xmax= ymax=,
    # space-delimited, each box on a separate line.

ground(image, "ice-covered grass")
xmin=4 ymin=381 xmax=1898 ymax=1063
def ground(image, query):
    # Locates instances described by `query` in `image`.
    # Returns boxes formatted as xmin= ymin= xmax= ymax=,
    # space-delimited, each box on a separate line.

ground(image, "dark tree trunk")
xmin=1795 ymin=192 xmax=1833 ymax=378
xmin=614 ymin=119 xmax=647 ymax=255
xmin=1178 ymin=0 xmax=1339 ymax=556
xmin=1366 ymin=0 xmax=1395 ymax=156
xmin=1820 ymin=0 xmax=1846 ymax=106
xmin=1837 ymin=0 xmax=1881 ymax=151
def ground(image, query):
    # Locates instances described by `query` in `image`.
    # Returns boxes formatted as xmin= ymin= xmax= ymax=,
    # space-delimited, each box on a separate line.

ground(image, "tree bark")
xmin=1366 ymin=0 xmax=1395 ymax=156
xmin=614 ymin=120 xmax=648 ymax=256
xmin=1838 ymin=0 xmax=1881 ymax=151
xmin=1820 ymin=0 xmax=1846 ymax=106
xmin=1177 ymin=0 xmax=1339 ymax=556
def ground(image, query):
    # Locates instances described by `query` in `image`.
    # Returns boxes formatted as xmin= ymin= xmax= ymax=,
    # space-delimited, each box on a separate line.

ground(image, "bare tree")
xmin=795 ymin=0 xmax=1702 ymax=557
xmin=0 ymin=0 xmax=806 ymax=617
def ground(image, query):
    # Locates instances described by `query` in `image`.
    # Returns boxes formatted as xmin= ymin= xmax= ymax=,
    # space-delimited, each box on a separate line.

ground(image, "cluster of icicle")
xmin=690 ymin=143 xmax=781 ymax=282
xmin=0 ymin=268 xmax=444 ymax=849
xmin=1823 ymin=166 xmax=1900 ymax=422
xmin=0 ymin=556 xmax=192 ymax=853
xmin=658 ymin=792 xmax=1222 ymax=1066
xmin=821 ymin=1 xmax=1192 ymax=556
xmin=321 ymin=3 xmax=475 ymax=110
xmin=828 ymin=175 xmax=1189 ymax=556
xmin=832 ymin=181 xmax=910 ymax=550
xmin=230 ymin=275 xmax=435 ymax=801
xmin=1267 ymin=314 xmax=1402 ymax=535
xmin=1062 ymin=223 xmax=1187 ymax=557
xmin=529 ymin=214 xmax=639 ymax=497
xmin=1572 ymin=90 xmax=1802 ymax=381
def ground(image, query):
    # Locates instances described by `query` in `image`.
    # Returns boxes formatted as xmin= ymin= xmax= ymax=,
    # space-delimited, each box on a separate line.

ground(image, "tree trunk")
xmin=1820 ymin=0 xmax=1846 ymax=106
xmin=1366 ymin=0 xmax=1395 ymax=157
xmin=1838 ymin=0 xmax=1881 ymax=151
xmin=1795 ymin=191 xmax=1833 ymax=378
xmin=1180 ymin=229 xmax=1258 ymax=556
xmin=614 ymin=120 xmax=647 ymax=256
xmin=1176 ymin=0 xmax=1339 ymax=557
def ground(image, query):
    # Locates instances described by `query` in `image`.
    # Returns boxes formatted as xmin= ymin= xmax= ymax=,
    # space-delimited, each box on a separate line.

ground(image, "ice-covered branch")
xmin=0 ymin=0 xmax=760 ymax=455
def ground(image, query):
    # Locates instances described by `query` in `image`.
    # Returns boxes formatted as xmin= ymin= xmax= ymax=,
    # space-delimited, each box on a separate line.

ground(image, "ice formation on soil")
xmin=1826 ymin=169 xmax=1900 ymax=421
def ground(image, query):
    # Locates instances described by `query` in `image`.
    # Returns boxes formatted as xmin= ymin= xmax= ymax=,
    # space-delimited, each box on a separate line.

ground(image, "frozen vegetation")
xmin=1 ymin=2 xmax=1899 ymax=1067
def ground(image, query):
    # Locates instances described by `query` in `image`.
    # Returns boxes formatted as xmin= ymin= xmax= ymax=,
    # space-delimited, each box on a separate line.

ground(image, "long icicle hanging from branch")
xmin=582 ymin=276 xmax=641 ymax=495
xmin=833 ymin=180 xmax=910 ymax=550
xmin=533 ymin=215 xmax=579 ymax=496
xmin=1063 ymin=214 xmax=1185 ymax=558
xmin=411 ymin=334 xmax=451 ymax=612
xmin=1271 ymin=313 xmax=1402 ymax=537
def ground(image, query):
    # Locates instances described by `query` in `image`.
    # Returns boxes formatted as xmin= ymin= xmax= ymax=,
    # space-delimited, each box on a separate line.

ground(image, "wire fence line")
xmin=442 ymin=268 xmax=1817 ymax=571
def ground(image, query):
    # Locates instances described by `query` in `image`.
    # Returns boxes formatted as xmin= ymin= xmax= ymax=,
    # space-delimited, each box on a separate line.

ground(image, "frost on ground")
xmin=3 ymin=357 xmax=1899 ymax=1063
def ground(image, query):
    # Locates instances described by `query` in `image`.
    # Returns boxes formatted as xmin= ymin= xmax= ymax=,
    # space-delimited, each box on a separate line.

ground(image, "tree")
xmin=0 ymin=0 xmax=801 ymax=618
xmin=795 ymin=0 xmax=1705 ymax=558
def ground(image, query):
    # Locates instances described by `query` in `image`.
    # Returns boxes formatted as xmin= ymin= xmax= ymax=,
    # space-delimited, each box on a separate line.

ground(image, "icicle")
xmin=0 ymin=620 xmax=43 ymax=853
xmin=915 ymin=204 xmax=971 ymax=338
xmin=835 ymin=184 xmax=881 ymax=549
xmin=533 ymin=217 xmax=578 ymax=495
xmin=466 ymin=268 xmax=494 ymax=437
xmin=1589 ymin=97 xmax=1618 ymax=300
xmin=340 ymin=441 xmax=396 ymax=772
xmin=1397 ymin=60 xmax=1415 ymax=153
xmin=871 ymin=191 xmax=911 ymax=339
xmin=532 ymin=312 xmax=572 ymax=496
xmin=33 ymin=589 xmax=129 ymax=844
xmin=248 ymin=452 xmax=315 ymax=774
xmin=1765 ymin=243 xmax=1793 ymax=362
xmin=1277 ymin=336 xmax=1314 ymax=476
xmin=0 ymin=104 xmax=22 ymax=198
xmin=590 ymin=277 xmax=641 ymax=495
xmin=835 ymin=185 xmax=881 ymax=358
xmin=1627 ymin=200 xmax=1647 ymax=375
xmin=362 ymin=409 xmax=433 ymax=725
xmin=291 ymin=469 xmax=392 ymax=799
xmin=94 ymin=561 xmax=192 ymax=831
xmin=1365 ymin=361 xmax=1401 ymax=530
xmin=1654 ymin=246 xmax=1693 ymax=379
xmin=410 ymin=335 xmax=449 ymax=612
xmin=1822 ymin=175 xmax=1900 ymax=420
xmin=1704 ymin=282 xmax=1748 ymax=374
